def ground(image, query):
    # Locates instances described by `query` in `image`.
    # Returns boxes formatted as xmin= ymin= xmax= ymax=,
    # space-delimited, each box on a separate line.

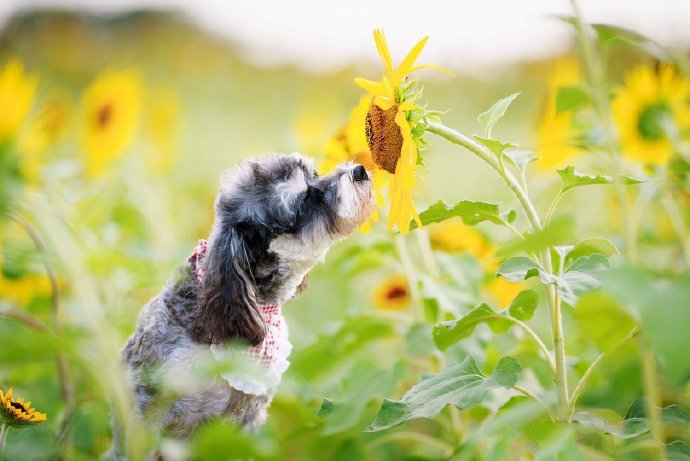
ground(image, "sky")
xmin=1 ymin=0 xmax=689 ymax=73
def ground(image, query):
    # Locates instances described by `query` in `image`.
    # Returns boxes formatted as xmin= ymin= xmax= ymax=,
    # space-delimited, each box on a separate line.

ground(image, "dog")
xmin=119 ymin=153 xmax=374 ymax=446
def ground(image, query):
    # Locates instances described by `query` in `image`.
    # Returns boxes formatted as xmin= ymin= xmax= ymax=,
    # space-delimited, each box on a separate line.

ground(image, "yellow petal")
xmin=373 ymin=29 xmax=396 ymax=85
xmin=396 ymin=36 xmax=429 ymax=81
xmin=373 ymin=96 xmax=396 ymax=111
xmin=354 ymin=77 xmax=388 ymax=97
xmin=409 ymin=64 xmax=456 ymax=77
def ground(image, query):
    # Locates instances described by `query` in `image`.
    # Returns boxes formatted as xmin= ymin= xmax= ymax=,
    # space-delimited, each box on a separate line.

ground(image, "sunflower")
xmin=0 ymin=388 xmax=47 ymax=427
xmin=0 ymin=59 xmax=38 ymax=143
xmin=355 ymin=29 xmax=452 ymax=233
xmin=488 ymin=277 xmax=525 ymax=308
xmin=323 ymin=95 xmax=386 ymax=231
xmin=374 ymin=274 xmax=411 ymax=311
xmin=429 ymin=218 xmax=495 ymax=264
xmin=612 ymin=65 xmax=690 ymax=166
xmin=80 ymin=69 xmax=142 ymax=177
xmin=536 ymin=57 xmax=582 ymax=170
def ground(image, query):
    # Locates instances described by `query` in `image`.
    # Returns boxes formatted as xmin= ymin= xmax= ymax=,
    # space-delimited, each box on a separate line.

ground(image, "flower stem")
xmin=503 ymin=315 xmax=555 ymax=374
xmin=640 ymin=338 xmax=667 ymax=460
xmin=424 ymin=120 xmax=570 ymax=422
xmin=0 ymin=423 xmax=8 ymax=461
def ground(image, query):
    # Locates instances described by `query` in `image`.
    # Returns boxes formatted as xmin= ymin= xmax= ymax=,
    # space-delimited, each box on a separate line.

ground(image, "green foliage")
xmin=604 ymin=268 xmax=690 ymax=383
xmin=555 ymin=85 xmax=592 ymax=114
xmin=433 ymin=303 xmax=512 ymax=351
xmin=410 ymin=199 xmax=515 ymax=230
xmin=509 ymin=289 xmax=539 ymax=321
xmin=366 ymin=356 xmax=522 ymax=432
xmin=477 ymin=92 xmax=521 ymax=137
xmin=557 ymin=166 xmax=643 ymax=193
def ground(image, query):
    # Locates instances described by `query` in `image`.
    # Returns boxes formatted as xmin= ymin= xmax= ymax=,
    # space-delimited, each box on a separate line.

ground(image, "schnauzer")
xmin=119 ymin=153 xmax=374 ymax=444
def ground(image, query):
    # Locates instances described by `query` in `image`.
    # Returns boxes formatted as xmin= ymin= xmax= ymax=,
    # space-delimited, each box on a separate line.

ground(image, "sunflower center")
xmin=637 ymin=101 xmax=671 ymax=141
xmin=385 ymin=285 xmax=408 ymax=300
xmin=97 ymin=103 xmax=113 ymax=129
xmin=10 ymin=401 xmax=27 ymax=413
xmin=365 ymin=100 xmax=402 ymax=174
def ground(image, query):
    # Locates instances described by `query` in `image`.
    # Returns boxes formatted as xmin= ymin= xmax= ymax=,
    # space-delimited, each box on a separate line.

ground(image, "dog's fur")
xmin=120 ymin=153 xmax=373 ymax=442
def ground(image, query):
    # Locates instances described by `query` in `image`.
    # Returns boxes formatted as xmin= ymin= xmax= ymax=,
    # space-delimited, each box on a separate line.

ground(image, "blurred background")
xmin=1 ymin=1 xmax=689 ymax=460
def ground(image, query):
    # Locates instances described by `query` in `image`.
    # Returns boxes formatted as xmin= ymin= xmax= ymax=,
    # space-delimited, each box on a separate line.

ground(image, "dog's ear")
xmin=192 ymin=221 xmax=266 ymax=346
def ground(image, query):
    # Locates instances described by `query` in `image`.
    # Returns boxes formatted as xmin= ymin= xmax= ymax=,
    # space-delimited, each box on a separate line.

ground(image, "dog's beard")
xmin=333 ymin=172 xmax=376 ymax=236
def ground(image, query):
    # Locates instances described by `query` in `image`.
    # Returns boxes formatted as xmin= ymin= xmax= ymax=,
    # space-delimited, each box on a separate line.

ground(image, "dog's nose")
xmin=353 ymin=165 xmax=368 ymax=182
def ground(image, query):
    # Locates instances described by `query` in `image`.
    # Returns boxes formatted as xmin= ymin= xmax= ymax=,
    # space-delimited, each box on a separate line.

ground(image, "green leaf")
xmin=496 ymin=257 xmax=542 ymax=282
xmin=319 ymin=361 xmax=407 ymax=435
xmin=574 ymin=292 xmax=636 ymax=353
xmin=509 ymin=289 xmax=539 ymax=321
xmin=667 ymin=441 xmax=690 ymax=461
xmin=410 ymin=200 xmax=514 ymax=230
xmin=625 ymin=397 xmax=690 ymax=426
xmin=591 ymin=23 xmax=670 ymax=60
xmin=557 ymin=254 xmax=611 ymax=306
xmin=365 ymin=356 xmax=522 ymax=432
xmin=565 ymin=238 xmax=619 ymax=268
xmin=473 ymin=136 xmax=517 ymax=158
xmin=497 ymin=217 xmax=576 ymax=257
xmin=477 ymin=92 xmax=521 ymax=137
xmin=558 ymin=166 xmax=643 ymax=193
xmin=290 ymin=316 xmax=395 ymax=381
xmin=604 ymin=269 xmax=690 ymax=383
xmin=504 ymin=148 xmax=537 ymax=172
xmin=555 ymin=85 xmax=592 ymax=114
xmin=433 ymin=303 xmax=513 ymax=351
xmin=572 ymin=411 xmax=648 ymax=439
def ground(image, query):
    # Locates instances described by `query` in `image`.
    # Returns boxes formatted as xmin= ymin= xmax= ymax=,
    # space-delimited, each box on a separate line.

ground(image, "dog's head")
xmin=192 ymin=153 xmax=374 ymax=345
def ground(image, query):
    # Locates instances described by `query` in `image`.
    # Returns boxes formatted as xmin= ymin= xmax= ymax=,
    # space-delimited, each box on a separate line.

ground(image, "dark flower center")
xmin=97 ymin=103 xmax=113 ymax=129
xmin=10 ymin=401 xmax=28 ymax=413
xmin=386 ymin=285 xmax=408 ymax=300
xmin=366 ymin=100 xmax=402 ymax=174
xmin=637 ymin=101 xmax=671 ymax=141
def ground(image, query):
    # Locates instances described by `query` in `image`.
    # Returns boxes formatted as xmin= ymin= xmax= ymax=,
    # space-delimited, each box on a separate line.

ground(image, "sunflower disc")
xmin=365 ymin=101 xmax=402 ymax=174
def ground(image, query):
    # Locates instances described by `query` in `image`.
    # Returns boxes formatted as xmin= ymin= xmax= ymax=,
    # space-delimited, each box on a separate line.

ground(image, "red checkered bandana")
xmin=189 ymin=239 xmax=285 ymax=370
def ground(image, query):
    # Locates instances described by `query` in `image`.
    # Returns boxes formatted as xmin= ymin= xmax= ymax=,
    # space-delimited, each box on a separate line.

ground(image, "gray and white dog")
xmin=120 ymin=153 xmax=374 ymax=443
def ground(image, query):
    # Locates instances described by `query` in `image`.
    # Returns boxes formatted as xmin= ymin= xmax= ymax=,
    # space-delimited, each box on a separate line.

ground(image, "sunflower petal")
xmin=396 ymin=36 xmax=429 ymax=82
xmin=373 ymin=29 xmax=396 ymax=84
xmin=354 ymin=77 xmax=387 ymax=96
xmin=409 ymin=64 xmax=456 ymax=77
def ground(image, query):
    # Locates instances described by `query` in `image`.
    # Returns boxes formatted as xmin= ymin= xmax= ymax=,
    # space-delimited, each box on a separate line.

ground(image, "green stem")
xmin=569 ymin=328 xmax=639 ymax=418
xmin=568 ymin=0 xmax=636 ymax=261
xmin=640 ymin=338 xmax=667 ymax=460
xmin=424 ymin=122 xmax=542 ymax=232
xmin=395 ymin=234 xmax=422 ymax=321
xmin=544 ymin=189 xmax=565 ymax=228
xmin=0 ymin=423 xmax=8 ymax=461
xmin=660 ymin=192 xmax=690 ymax=268
xmin=503 ymin=315 xmax=556 ymax=374
xmin=513 ymin=385 xmax=555 ymax=421
xmin=424 ymin=120 xmax=570 ymax=422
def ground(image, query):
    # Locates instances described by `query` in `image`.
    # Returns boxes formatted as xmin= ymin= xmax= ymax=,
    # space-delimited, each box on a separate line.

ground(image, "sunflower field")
xmin=1 ymin=5 xmax=690 ymax=461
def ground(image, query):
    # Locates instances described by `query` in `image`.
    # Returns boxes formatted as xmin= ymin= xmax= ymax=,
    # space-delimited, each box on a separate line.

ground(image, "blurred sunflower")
xmin=0 ymin=59 xmax=38 ymax=143
xmin=612 ymin=65 xmax=690 ymax=166
xmin=323 ymin=96 xmax=386 ymax=232
xmin=0 ymin=388 xmax=47 ymax=426
xmin=80 ymin=69 xmax=142 ymax=177
xmin=355 ymin=29 xmax=452 ymax=233
xmin=374 ymin=274 xmax=411 ymax=311
xmin=536 ymin=58 xmax=582 ymax=170
xmin=429 ymin=218 xmax=495 ymax=264
xmin=429 ymin=218 xmax=525 ymax=306
xmin=18 ymin=91 xmax=72 ymax=183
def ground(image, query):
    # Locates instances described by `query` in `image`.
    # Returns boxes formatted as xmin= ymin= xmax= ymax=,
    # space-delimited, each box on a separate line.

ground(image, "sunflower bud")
xmin=365 ymin=100 xmax=402 ymax=174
